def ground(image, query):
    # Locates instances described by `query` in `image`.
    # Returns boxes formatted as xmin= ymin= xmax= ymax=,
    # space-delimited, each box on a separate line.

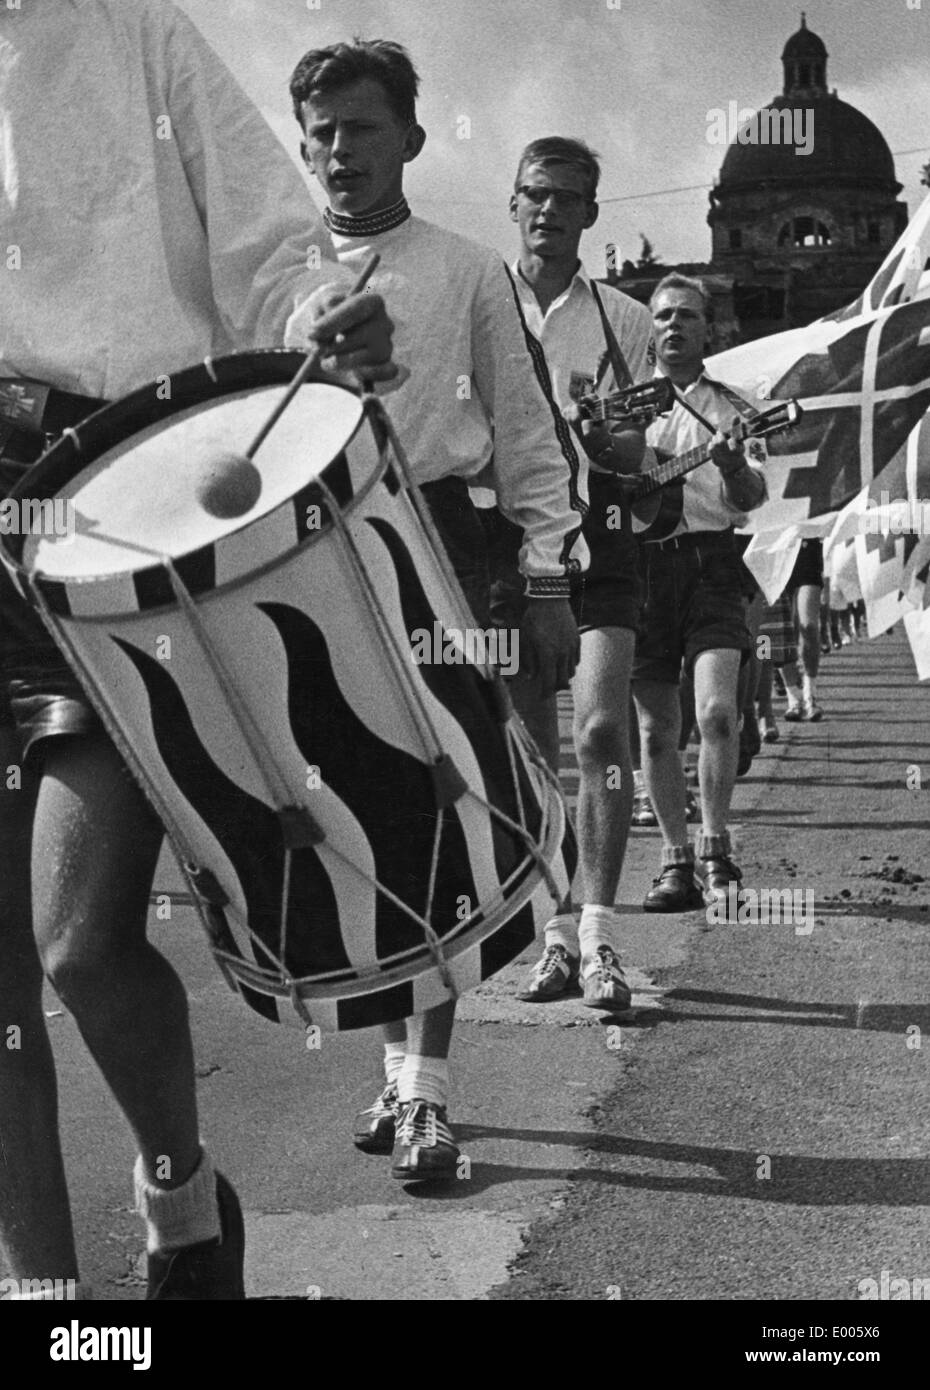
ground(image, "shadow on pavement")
xmin=433 ymin=1126 xmax=930 ymax=1205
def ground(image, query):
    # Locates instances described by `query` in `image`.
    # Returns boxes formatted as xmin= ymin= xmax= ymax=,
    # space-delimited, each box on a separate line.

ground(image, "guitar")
xmin=630 ymin=399 xmax=803 ymax=542
xmin=574 ymin=376 xmax=677 ymax=427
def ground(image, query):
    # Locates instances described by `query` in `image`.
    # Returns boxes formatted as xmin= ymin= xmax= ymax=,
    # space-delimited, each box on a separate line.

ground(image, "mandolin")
xmin=574 ymin=376 xmax=677 ymax=427
xmin=631 ymin=399 xmax=803 ymax=542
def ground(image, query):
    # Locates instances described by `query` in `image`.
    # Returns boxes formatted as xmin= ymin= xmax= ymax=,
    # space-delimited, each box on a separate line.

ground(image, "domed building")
xmin=606 ymin=16 xmax=909 ymax=346
xmin=706 ymin=13 xmax=908 ymax=334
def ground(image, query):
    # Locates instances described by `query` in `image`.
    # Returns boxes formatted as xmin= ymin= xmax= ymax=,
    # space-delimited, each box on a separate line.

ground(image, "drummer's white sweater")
xmin=286 ymin=216 xmax=588 ymax=588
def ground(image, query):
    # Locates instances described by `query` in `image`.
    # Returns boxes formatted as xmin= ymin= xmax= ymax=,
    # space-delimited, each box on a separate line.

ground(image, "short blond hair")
xmin=649 ymin=273 xmax=709 ymax=315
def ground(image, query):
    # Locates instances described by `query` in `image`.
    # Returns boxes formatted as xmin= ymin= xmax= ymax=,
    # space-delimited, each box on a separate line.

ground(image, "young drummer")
xmin=0 ymin=0 xmax=394 ymax=1301
xmin=287 ymin=39 xmax=588 ymax=1180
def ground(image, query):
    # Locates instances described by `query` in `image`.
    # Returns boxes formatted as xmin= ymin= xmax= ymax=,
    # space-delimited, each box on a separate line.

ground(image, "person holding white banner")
xmin=0 ymin=0 xmax=396 ymax=1302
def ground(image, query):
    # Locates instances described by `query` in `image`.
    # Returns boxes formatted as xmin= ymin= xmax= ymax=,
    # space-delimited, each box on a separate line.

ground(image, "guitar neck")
xmin=637 ymin=443 xmax=712 ymax=498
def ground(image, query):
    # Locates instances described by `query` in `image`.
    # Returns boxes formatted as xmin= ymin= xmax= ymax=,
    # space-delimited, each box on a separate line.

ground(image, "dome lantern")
xmin=782 ymin=13 xmax=828 ymax=97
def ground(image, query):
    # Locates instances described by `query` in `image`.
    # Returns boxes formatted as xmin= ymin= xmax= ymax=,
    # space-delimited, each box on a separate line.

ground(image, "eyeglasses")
xmin=516 ymin=184 xmax=590 ymax=210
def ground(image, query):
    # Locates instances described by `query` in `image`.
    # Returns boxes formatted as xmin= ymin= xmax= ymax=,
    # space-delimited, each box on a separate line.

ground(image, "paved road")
xmin=496 ymin=629 xmax=930 ymax=1302
xmin=24 ymin=628 xmax=930 ymax=1301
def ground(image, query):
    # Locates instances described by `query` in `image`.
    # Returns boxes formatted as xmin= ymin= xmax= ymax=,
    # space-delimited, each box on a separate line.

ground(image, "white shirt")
xmin=510 ymin=263 xmax=653 ymax=408
xmin=507 ymin=262 xmax=654 ymax=506
xmin=646 ymin=370 xmax=769 ymax=537
xmin=0 ymin=0 xmax=345 ymax=400
xmin=286 ymin=216 xmax=589 ymax=584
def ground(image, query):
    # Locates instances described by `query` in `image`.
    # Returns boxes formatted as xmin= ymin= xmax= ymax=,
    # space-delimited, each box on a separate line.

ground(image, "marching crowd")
xmin=0 ymin=3 xmax=847 ymax=1300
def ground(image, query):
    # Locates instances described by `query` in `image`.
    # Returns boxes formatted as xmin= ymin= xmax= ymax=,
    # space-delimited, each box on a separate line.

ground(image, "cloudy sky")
xmin=178 ymin=0 xmax=929 ymax=269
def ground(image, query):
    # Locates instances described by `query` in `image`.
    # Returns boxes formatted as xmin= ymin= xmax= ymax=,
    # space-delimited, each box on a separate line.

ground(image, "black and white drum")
xmin=1 ymin=352 xmax=573 ymax=1030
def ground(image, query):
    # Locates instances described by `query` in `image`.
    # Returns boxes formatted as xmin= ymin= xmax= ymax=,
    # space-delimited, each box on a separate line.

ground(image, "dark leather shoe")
xmin=742 ymin=710 xmax=762 ymax=757
xmin=699 ymin=855 xmax=743 ymax=905
xmin=643 ymin=863 xmax=704 ymax=912
xmin=146 ymin=1173 xmax=245 ymax=1300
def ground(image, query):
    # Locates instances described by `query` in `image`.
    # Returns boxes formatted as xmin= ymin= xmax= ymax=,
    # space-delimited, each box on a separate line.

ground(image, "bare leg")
xmin=634 ymin=678 xmax=687 ymax=848
xmin=741 ymin=592 xmax=765 ymax=709
xmin=0 ymin=731 xmax=78 ymax=1282
xmin=572 ymin=628 xmax=635 ymax=905
xmin=509 ymin=679 xmax=560 ymax=774
xmin=757 ymin=660 xmax=774 ymax=722
xmin=33 ymin=735 xmax=199 ymax=1189
xmin=404 ymin=1000 xmax=456 ymax=1058
xmin=629 ymin=694 xmax=641 ymax=770
xmin=678 ymin=670 xmax=696 ymax=753
xmin=780 ymin=657 xmax=801 ymax=688
xmin=693 ymin=649 xmax=742 ymax=837
xmin=819 ymin=578 xmax=832 ymax=648
xmin=795 ymin=583 xmax=822 ymax=683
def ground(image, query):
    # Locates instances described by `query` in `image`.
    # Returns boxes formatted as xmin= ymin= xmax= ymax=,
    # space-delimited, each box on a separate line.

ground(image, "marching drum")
xmin=1 ymin=351 xmax=573 ymax=1030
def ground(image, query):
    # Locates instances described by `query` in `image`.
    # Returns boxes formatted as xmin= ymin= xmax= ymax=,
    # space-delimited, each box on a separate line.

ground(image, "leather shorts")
xmin=0 ymin=449 xmax=103 ymax=761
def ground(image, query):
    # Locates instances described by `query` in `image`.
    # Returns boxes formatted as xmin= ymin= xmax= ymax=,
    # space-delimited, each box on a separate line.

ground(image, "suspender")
xmin=701 ymin=375 xmax=761 ymax=423
xmin=589 ymin=280 xmax=634 ymax=390
xmin=503 ymin=263 xmax=586 ymax=518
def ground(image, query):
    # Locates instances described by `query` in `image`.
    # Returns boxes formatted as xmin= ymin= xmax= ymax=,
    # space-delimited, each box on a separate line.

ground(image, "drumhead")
xmin=26 ymin=380 xmax=363 ymax=581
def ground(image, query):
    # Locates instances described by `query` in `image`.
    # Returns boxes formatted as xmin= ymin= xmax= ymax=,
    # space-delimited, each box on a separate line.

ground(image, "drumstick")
xmin=244 ymin=253 xmax=381 ymax=460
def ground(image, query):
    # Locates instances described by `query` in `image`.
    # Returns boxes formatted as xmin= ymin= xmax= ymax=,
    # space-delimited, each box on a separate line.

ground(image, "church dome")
xmin=716 ymin=14 xmax=899 ymax=194
xmin=718 ymin=95 xmax=898 ymax=192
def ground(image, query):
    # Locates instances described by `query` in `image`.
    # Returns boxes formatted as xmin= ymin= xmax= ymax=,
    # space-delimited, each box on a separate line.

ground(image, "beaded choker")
xmin=323 ymin=197 xmax=411 ymax=238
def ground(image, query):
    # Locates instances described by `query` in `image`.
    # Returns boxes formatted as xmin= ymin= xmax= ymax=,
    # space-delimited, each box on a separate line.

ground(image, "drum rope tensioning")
xmin=2 ymin=350 xmax=574 ymax=1031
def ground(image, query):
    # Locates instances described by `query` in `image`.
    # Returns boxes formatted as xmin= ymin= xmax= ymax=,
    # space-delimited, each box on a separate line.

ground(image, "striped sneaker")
xmin=391 ymin=1100 xmax=460 ymax=1181
xmin=581 ymin=946 xmax=632 ymax=1012
xmin=632 ymin=790 xmax=658 ymax=826
xmin=353 ymin=1082 xmax=400 ymax=1155
xmin=518 ymin=943 xmax=580 ymax=1001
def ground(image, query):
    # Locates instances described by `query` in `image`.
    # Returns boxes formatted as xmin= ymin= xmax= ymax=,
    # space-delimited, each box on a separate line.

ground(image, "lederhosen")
xmin=633 ymin=377 xmax=761 ymax=683
xmin=0 ymin=378 xmax=106 ymax=757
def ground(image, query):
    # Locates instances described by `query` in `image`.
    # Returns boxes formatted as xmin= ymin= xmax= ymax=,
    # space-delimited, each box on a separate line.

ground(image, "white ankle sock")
xmin=543 ymin=912 xmax=579 ymax=957
xmin=633 ymin=769 xmax=645 ymax=793
xmin=578 ymin=904 xmax=619 ymax=958
xmin=383 ymin=1042 xmax=406 ymax=1087
xmin=396 ymin=1056 xmax=449 ymax=1108
xmin=784 ymin=682 xmax=803 ymax=708
xmin=802 ymin=674 xmax=817 ymax=701
xmin=134 ymin=1150 xmax=220 ymax=1254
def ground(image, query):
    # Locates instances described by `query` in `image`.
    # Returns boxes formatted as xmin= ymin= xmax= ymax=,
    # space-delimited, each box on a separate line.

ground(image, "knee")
xmin=38 ymin=909 xmax=111 ymax=1005
xmin=575 ymin=712 xmax=627 ymax=769
xmin=698 ymin=700 xmax=737 ymax=744
xmin=642 ymin=720 xmax=678 ymax=760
